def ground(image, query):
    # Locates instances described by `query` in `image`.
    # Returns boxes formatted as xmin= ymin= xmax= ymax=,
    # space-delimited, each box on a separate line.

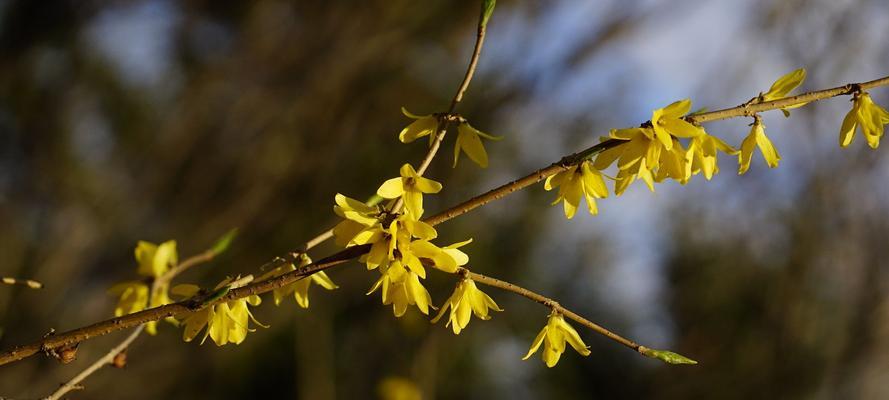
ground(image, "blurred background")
xmin=2 ymin=0 xmax=889 ymax=398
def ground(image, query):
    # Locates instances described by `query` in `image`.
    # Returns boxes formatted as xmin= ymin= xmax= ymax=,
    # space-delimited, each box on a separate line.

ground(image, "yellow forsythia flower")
xmin=135 ymin=240 xmax=177 ymax=278
xmin=174 ymin=276 xmax=265 ymax=346
xmin=523 ymin=312 xmax=591 ymax=368
xmin=654 ymin=137 xmax=690 ymax=184
xmin=544 ymin=160 xmax=608 ymax=219
xmin=109 ymin=240 xmax=178 ymax=335
xmin=108 ymin=281 xmax=149 ymax=317
xmin=367 ymin=260 xmax=433 ymax=317
xmin=432 ymin=277 xmax=502 ymax=334
xmin=651 ymin=99 xmax=705 ymax=150
xmin=760 ymin=68 xmax=807 ymax=116
xmin=738 ymin=119 xmax=780 ymax=174
xmin=839 ymin=92 xmax=889 ymax=149
xmin=259 ymin=254 xmax=338 ymax=309
xmin=377 ymin=164 xmax=443 ymax=219
xmin=687 ymin=133 xmax=738 ymax=180
xmin=332 ymin=193 xmax=384 ymax=246
xmin=399 ymin=107 xmax=439 ymax=146
xmin=454 ymin=121 xmax=502 ymax=168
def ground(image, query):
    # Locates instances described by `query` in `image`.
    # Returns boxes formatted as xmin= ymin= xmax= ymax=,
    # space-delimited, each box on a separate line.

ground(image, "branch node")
xmin=45 ymin=342 xmax=79 ymax=364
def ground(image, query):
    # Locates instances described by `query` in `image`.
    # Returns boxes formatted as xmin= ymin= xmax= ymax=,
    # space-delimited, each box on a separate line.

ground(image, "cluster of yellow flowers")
xmin=172 ymin=275 xmax=266 ymax=346
xmin=108 ymin=240 xmax=177 ymax=335
xmin=333 ymin=162 xmax=498 ymax=326
xmin=390 ymin=112 xmax=596 ymax=367
xmin=840 ymin=91 xmax=889 ymax=148
xmin=545 ymin=68 xmax=889 ymax=220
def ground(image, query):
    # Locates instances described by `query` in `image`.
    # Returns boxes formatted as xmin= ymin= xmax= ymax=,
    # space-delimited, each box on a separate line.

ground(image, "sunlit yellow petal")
xmin=377 ymin=178 xmax=404 ymax=199
xmin=414 ymin=176 xmax=443 ymax=194
xmin=762 ymin=68 xmax=806 ymax=101
xmin=522 ymin=326 xmax=548 ymax=360
xmin=456 ymin=126 xmax=489 ymax=168
xmin=754 ymin=126 xmax=781 ymax=168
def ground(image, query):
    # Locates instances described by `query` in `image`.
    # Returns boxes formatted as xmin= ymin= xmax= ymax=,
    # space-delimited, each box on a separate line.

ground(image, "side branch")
xmin=461 ymin=269 xmax=646 ymax=355
xmin=45 ymin=326 xmax=145 ymax=400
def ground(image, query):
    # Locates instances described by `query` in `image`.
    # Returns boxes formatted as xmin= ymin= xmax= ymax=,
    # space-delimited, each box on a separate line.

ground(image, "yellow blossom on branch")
xmin=653 ymin=138 xmax=690 ymax=184
xmin=839 ymin=92 xmax=889 ymax=149
xmin=173 ymin=276 xmax=266 ymax=346
xmin=367 ymin=260 xmax=433 ymax=317
xmin=651 ymin=99 xmax=705 ymax=150
xmin=761 ymin=68 xmax=806 ymax=102
xmin=523 ymin=312 xmax=591 ymax=368
xmin=135 ymin=240 xmax=177 ymax=278
xmin=377 ymin=164 xmax=443 ymax=219
xmin=109 ymin=240 xmax=178 ymax=335
xmin=432 ymin=277 xmax=502 ymax=334
xmin=259 ymin=254 xmax=338 ymax=309
xmin=601 ymin=128 xmax=662 ymax=195
xmin=687 ymin=132 xmax=738 ymax=180
xmin=108 ymin=282 xmax=149 ymax=317
xmin=454 ymin=121 xmax=502 ymax=168
xmin=398 ymin=107 xmax=440 ymax=145
xmin=760 ymin=68 xmax=807 ymax=117
xmin=738 ymin=118 xmax=780 ymax=174
xmin=544 ymin=160 xmax=608 ymax=219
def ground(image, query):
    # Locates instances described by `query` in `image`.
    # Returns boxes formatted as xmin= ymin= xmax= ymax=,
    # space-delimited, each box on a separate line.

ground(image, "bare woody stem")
xmin=306 ymin=12 xmax=490 ymax=248
xmin=45 ymin=326 xmax=145 ymax=400
xmin=44 ymin=251 xmax=219 ymax=398
xmin=3 ymin=74 xmax=888 ymax=367
xmin=391 ymin=16 xmax=489 ymax=214
xmin=459 ymin=269 xmax=647 ymax=355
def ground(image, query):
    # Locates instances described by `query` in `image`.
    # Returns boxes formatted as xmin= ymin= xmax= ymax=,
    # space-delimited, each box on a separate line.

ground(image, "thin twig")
xmin=306 ymin=13 xmax=490 ymax=247
xmin=3 ymin=74 xmax=888 ymax=367
xmin=44 ymin=326 xmax=144 ymax=400
xmin=42 ymin=250 xmax=218 ymax=398
xmin=2 ymin=277 xmax=43 ymax=289
xmin=391 ymin=18 xmax=489 ymax=213
xmin=460 ymin=269 xmax=647 ymax=354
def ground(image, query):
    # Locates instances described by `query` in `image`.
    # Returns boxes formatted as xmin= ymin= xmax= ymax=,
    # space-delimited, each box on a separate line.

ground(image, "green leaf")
xmin=210 ymin=228 xmax=239 ymax=255
xmin=480 ymin=0 xmax=496 ymax=28
xmin=365 ymin=194 xmax=384 ymax=207
xmin=642 ymin=348 xmax=698 ymax=365
xmin=203 ymin=285 xmax=231 ymax=304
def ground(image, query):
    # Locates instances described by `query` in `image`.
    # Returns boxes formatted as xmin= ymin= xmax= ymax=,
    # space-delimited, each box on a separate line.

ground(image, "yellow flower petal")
xmin=399 ymin=116 xmax=438 ymax=143
xmin=377 ymin=178 xmax=404 ymax=199
xmin=522 ymin=326 xmax=548 ymax=360
xmin=413 ymin=176 xmax=443 ymax=194
xmin=455 ymin=124 xmax=489 ymax=168
xmin=661 ymin=99 xmax=692 ymax=118
xmin=762 ymin=68 xmax=806 ymax=102
xmin=754 ymin=125 xmax=780 ymax=168
xmin=661 ymin=118 xmax=705 ymax=138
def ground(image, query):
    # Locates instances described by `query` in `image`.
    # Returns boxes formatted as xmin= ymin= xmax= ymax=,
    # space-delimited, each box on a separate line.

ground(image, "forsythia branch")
xmin=43 ymin=245 xmax=224 ymax=398
xmin=2 ymin=76 xmax=887 ymax=367
xmin=423 ymin=75 xmax=889 ymax=226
